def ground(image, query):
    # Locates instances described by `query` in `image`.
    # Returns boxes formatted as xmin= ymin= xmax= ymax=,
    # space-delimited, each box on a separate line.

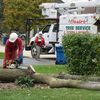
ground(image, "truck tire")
xmin=31 ymin=45 xmax=37 ymax=58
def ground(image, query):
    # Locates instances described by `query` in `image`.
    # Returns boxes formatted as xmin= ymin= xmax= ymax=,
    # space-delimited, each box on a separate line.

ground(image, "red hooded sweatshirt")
xmin=35 ymin=36 xmax=45 ymax=47
xmin=3 ymin=38 xmax=23 ymax=68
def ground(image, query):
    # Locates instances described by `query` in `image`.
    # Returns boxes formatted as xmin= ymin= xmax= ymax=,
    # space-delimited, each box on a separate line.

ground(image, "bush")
xmin=62 ymin=33 xmax=100 ymax=75
xmin=15 ymin=76 xmax=34 ymax=88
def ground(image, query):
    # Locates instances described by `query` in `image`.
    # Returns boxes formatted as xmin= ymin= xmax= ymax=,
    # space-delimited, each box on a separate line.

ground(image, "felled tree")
xmin=1 ymin=66 xmax=100 ymax=90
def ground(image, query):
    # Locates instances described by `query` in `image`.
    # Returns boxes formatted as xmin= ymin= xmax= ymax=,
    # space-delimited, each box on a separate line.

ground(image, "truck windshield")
xmin=42 ymin=25 xmax=51 ymax=33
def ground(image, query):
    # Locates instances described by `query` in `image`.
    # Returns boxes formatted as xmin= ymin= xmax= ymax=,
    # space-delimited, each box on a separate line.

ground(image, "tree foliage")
xmin=0 ymin=0 xmax=4 ymax=19
xmin=0 ymin=0 xmax=4 ymax=31
xmin=2 ymin=0 xmax=54 ymax=32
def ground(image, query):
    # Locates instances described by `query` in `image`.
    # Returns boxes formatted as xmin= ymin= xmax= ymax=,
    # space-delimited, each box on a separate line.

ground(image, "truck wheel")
xmin=31 ymin=45 xmax=37 ymax=58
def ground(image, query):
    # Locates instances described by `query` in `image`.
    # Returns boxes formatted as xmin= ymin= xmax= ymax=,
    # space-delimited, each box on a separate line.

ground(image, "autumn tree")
xmin=3 ymin=0 xmax=54 ymax=33
xmin=0 ymin=0 xmax=4 ymax=18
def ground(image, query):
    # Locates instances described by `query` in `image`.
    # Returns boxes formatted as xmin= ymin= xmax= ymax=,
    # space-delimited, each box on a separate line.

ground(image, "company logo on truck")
xmin=69 ymin=17 xmax=88 ymax=24
xmin=64 ymin=15 xmax=97 ymax=33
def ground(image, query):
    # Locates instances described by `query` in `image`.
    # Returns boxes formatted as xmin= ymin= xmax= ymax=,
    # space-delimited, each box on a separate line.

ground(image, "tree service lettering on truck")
xmin=66 ymin=26 xmax=91 ymax=30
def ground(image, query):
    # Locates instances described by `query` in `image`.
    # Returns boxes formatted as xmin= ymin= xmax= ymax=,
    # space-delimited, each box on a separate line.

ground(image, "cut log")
xmin=0 ymin=65 xmax=35 ymax=82
xmin=32 ymin=73 xmax=100 ymax=90
xmin=56 ymin=74 xmax=100 ymax=82
xmin=0 ymin=68 xmax=28 ymax=82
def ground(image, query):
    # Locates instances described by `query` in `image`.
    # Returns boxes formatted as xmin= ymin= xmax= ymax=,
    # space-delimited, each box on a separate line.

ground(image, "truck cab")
xmin=30 ymin=23 xmax=58 ymax=56
xmin=30 ymin=23 xmax=58 ymax=46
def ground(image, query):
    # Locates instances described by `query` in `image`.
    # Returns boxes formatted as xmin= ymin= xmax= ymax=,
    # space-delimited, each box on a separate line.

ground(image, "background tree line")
xmin=0 ymin=0 xmax=4 ymax=32
xmin=0 ymin=0 xmax=54 ymax=33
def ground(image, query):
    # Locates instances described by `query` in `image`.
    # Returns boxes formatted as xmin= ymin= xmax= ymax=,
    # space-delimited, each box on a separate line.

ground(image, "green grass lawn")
xmin=0 ymin=88 xmax=100 ymax=100
xmin=34 ymin=65 xmax=67 ymax=74
xmin=0 ymin=52 xmax=4 ymax=59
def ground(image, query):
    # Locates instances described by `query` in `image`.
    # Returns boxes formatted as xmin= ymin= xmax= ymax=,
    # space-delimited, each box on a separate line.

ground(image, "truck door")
xmin=49 ymin=24 xmax=58 ymax=43
xmin=42 ymin=24 xmax=51 ymax=46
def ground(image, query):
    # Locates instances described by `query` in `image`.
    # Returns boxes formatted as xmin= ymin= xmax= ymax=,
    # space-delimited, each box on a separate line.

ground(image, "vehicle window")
xmin=42 ymin=25 xmax=51 ymax=33
xmin=53 ymin=24 xmax=58 ymax=32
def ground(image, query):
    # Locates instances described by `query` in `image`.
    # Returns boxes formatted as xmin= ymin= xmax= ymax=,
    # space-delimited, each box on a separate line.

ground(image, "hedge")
xmin=62 ymin=33 xmax=100 ymax=75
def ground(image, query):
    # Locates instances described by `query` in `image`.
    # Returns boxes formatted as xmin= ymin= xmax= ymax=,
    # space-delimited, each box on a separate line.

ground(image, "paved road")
xmin=0 ymin=57 xmax=55 ymax=66
xmin=23 ymin=57 xmax=55 ymax=65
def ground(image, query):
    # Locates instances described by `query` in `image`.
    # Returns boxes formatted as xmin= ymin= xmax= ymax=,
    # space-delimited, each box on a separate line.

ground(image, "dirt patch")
xmin=0 ymin=83 xmax=49 ymax=90
xmin=0 ymin=83 xmax=19 ymax=90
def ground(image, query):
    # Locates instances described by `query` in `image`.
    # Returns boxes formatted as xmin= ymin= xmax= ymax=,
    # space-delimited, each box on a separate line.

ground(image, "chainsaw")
xmin=6 ymin=59 xmax=28 ymax=69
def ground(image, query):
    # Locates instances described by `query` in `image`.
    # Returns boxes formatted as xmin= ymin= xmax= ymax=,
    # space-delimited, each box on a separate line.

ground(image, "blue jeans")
xmin=17 ymin=53 xmax=23 ymax=64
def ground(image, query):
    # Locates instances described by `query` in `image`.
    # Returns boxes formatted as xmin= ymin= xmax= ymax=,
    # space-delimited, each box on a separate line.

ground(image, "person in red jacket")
xmin=3 ymin=32 xmax=23 ymax=68
xmin=35 ymin=32 xmax=45 ymax=59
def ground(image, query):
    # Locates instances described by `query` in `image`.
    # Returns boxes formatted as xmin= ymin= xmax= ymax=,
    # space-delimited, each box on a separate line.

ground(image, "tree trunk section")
xmin=0 ymin=69 xmax=28 ymax=82
xmin=56 ymin=74 xmax=100 ymax=82
xmin=32 ymin=73 xmax=100 ymax=90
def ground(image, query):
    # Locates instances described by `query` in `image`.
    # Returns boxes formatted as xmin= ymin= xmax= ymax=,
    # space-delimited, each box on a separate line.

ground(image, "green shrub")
xmin=62 ymin=33 xmax=100 ymax=75
xmin=15 ymin=76 xmax=34 ymax=88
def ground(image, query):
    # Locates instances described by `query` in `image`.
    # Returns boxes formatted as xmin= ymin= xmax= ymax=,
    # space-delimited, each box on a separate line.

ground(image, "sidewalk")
xmin=0 ymin=45 xmax=5 ymax=52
